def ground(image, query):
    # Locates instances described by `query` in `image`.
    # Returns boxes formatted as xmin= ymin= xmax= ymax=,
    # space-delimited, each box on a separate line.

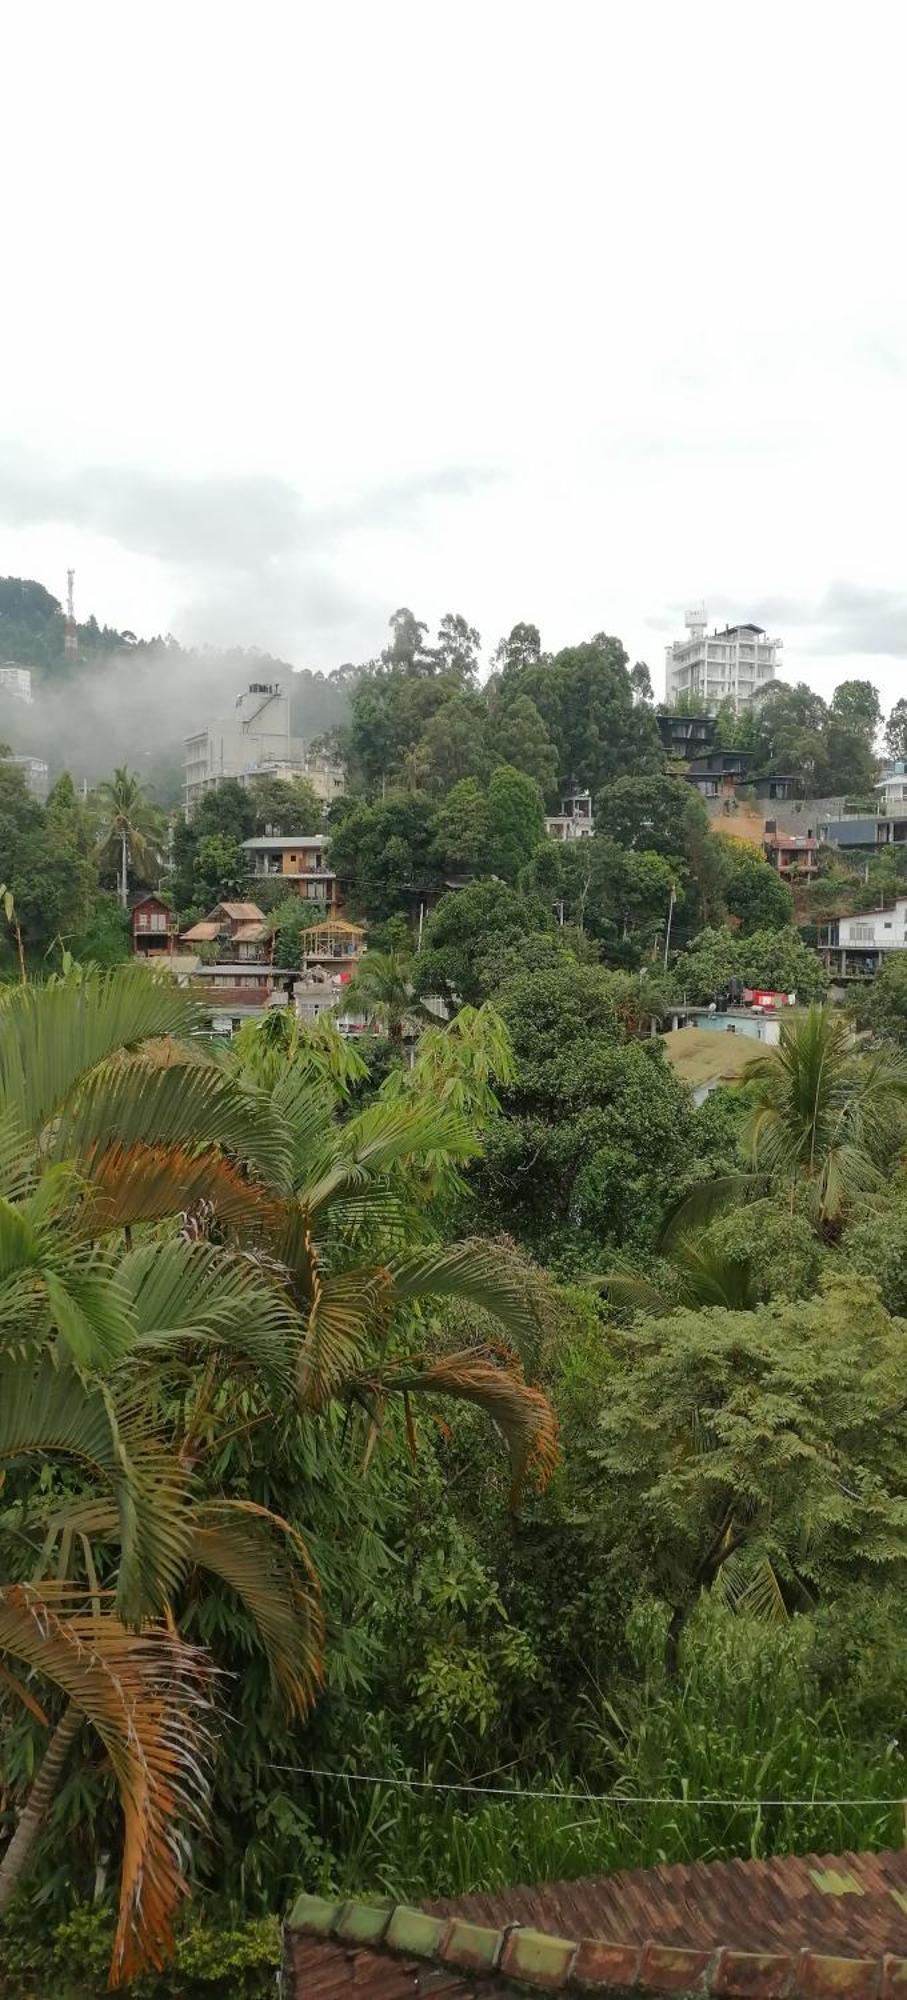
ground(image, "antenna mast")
xmin=64 ymin=569 xmax=78 ymax=656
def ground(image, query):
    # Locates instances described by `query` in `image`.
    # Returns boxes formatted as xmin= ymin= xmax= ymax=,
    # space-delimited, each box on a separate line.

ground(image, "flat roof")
xmin=661 ymin=1025 xmax=761 ymax=1091
xmin=241 ymin=835 xmax=327 ymax=850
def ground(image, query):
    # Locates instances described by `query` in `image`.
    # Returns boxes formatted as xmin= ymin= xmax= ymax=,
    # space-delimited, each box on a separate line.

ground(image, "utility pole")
xmin=663 ymin=884 xmax=675 ymax=971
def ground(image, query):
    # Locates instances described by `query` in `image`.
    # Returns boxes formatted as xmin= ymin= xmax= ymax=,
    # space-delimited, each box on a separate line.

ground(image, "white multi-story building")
xmin=184 ymin=683 xmax=304 ymax=814
xmin=184 ymin=683 xmax=346 ymax=816
xmin=664 ymin=607 xmax=781 ymax=715
xmin=0 ymin=665 xmax=33 ymax=704
xmin=5 ymin=752 xmax=48 ymax=800
xmin=876 ymin=761 xmax=907 ymax=812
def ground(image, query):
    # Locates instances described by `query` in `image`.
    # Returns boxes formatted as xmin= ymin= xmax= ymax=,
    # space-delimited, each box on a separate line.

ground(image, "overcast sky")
xmin=3 ymin=2 xmax=907 ymax=708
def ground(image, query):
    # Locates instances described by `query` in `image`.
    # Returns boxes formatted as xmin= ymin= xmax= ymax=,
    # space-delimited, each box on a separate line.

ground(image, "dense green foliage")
xmin=6 ymin=582 xmax=907 ymax=1996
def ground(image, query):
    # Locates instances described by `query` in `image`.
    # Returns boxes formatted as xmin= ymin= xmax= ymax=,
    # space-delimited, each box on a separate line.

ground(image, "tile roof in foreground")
xmin=285 ymin=1847 xmax=907 ymax=1996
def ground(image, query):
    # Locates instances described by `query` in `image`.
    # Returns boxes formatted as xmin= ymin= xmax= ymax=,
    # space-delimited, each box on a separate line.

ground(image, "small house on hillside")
xmin=819 ymin=897 xmax=907 ymax=979
xmin=180 ymin=901 xmax=270 ymax=962
xmin=656 ymin=710 xmax=718 ymax=760
xmin=131 ymin=892 xmax=176 ymax=956
xmin=241 ymin=835 xmax=338 ymax=908
xmin=684 ymin=750 xmax=755 ymax=802
xmin=762 ymin=826 xmax=817 ymax=877
xmin=544 ymin=790 xmax=594 ymax=842
xmin=300 ymin=919 xmax=365 ymax=975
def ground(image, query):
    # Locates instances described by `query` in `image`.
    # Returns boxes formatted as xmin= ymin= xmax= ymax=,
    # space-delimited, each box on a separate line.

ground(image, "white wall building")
xmin=544 ymin=790 xmax=594 ymax=842
xmin=876 ymin=762 xmax=907 ymax=812
xmin=184 ymin=683 xmax=306 ymax=814
xmin=664 ymin=607 xmax=781 ymax=715
xmin=5 ymin=752 xmax=48 ymax=800
xmin=818 ymin=897 xmax=907 ymax=979
xmin=0 ymin=665 xmax=33 ymax=704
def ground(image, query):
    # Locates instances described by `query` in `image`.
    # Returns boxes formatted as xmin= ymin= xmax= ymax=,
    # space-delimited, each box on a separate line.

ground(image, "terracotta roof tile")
xmin=427 ymin=1848 xmax=907 ymax=1954
xmin=286 ymin=1853 xmax=907 ymax=1998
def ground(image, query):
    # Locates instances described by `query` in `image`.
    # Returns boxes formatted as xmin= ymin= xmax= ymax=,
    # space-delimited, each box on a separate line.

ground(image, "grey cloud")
xmin=174 ymin=554 xmax=386 ymax=665
xmin=0 ymin=445 xmax=496 ymax=572
xmin=743 ymin=583 xmax=907 ymax=659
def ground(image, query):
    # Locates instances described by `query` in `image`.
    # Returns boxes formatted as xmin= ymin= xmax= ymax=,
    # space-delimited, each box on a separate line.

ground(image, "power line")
xmin=268 ymin=1765 xmax=906 ymax=1810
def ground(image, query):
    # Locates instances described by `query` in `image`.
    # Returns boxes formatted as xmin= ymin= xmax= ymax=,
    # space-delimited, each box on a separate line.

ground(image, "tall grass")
xmin=308 ymin=1605 xmax=907 ymax=1901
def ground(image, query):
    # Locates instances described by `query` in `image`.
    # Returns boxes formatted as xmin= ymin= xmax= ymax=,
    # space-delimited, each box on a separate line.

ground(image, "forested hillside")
xmin=0 ymin=576 xmax=353 ymax=801
xmin=4 ymin=598 xmax=907 ymax=2000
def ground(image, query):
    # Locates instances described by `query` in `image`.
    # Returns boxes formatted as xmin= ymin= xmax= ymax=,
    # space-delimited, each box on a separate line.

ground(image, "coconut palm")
xmin=599 ymin=1235 xmax=760 ymax=1318
xmin=95 ymin=765 xmax=161 ymax=907
xmin=664 ymin=1005 xmax=907 ymax=1240
xmin=740 ymin=1005 xmax=907 ymax=1226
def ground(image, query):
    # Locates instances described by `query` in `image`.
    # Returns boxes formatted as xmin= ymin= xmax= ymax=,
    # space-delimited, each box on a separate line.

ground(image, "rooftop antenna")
xmin=64 ymin=569 xmax=78 ymax=657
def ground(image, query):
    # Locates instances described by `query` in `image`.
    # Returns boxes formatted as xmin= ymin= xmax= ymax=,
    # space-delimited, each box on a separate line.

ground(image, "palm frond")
xmin=42 ymin=1264 xmax=137 ymax=1369
xmin=713 ymin=1549 xmax=790 ymax=1623
xmin=302 ymin=1100 xmax=479 ymax=1216
xmin=0 ymin=1356 xmax=189 ymax=1619
xmin=297 ymin=1267 xmax=392 ymax=1408
xmin=593 ymin=1266 xmax=675 ymax=1315
xmin=0 ymin=1582 xmax=213 ymax=1983
xmin=188 ymin=1500 xmax=324 ymax=1717
xmin=76 ymin=1142 xmax=283 ymax=1238
xmin=382 ymin=1347 xmax=559 ymax=1504
xmin=658 ymin=1174 xmax=763 ymax=1249
xmin=119 ymin=1240 xmax=299 ymax=1383
xmin=0 ymin=968 xmax=198 ymax=1140
xmin=388 ymin=1240 xmax=541 ymax=1347
xmin=51 ymin=1054 xmax=292 ymax=1191
xmin=0 ymin=1106 xmax=32 ymax=1202
xmin=672 ymin=1237 xmax=760 ymax=1311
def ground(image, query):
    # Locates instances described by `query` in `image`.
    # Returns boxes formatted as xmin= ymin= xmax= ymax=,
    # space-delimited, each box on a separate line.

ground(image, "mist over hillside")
xmin=0 ymin=577 xmax=354 ymax=802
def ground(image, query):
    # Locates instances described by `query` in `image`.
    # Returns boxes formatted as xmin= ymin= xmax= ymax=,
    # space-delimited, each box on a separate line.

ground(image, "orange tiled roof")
xmin=287 ymin=1847 xmax=907 ymax=1996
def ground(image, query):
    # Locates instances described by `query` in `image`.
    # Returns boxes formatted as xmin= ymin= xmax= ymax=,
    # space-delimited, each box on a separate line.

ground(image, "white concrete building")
xmin=876 ymin=762 xmax=907 ymax=812
xmin=544 ymin=790 xmax=594 ymax=842
xmin=0 ymin=665 xmax=33 ymax=704
xmin=818 ymin=897 xmax=907 ymax=979
xmin=664 ymin=607 xmax=781 ymax=715
xmin=184 ymin=683 xmax=307 ymax=813
xmin=5 ymin=752 xmax=48 ymax=800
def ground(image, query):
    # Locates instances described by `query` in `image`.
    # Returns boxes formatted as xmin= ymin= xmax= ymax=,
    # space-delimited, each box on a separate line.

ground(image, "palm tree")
xmin=665 ymin=1005 xmax=907 ymax=1238
xmin=599 ymin=1235 xmax=759 ymax=1317
xmin=742 ymin=1004 xmax=907 ymax=1228
xmin=0 ymin=968 xmax=555 ymax=1980
xmin=96 ymin=765 xmax=161 ymax=907
xmin=344 ymin=947 xmax=422 ymax=1040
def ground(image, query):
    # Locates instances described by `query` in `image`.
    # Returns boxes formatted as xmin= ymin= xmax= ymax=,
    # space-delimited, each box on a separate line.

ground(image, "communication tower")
xmin=64 ymin=570 xmax=78 ymax=656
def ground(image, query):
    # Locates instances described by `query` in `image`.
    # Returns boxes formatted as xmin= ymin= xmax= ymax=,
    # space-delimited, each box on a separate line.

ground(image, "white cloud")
xmin=1 ymin=0 xmax=906 ymax=705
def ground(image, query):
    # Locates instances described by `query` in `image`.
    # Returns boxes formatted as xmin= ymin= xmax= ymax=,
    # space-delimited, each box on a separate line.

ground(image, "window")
xmin=851 ymin=923 xmax=875 ymax=943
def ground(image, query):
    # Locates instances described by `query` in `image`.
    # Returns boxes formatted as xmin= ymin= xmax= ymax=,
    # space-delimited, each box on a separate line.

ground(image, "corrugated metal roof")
xmin=218 ymin=901 xmax=265 ymax=920
xmin=180 ymin=922 xmax=220 ymax=941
